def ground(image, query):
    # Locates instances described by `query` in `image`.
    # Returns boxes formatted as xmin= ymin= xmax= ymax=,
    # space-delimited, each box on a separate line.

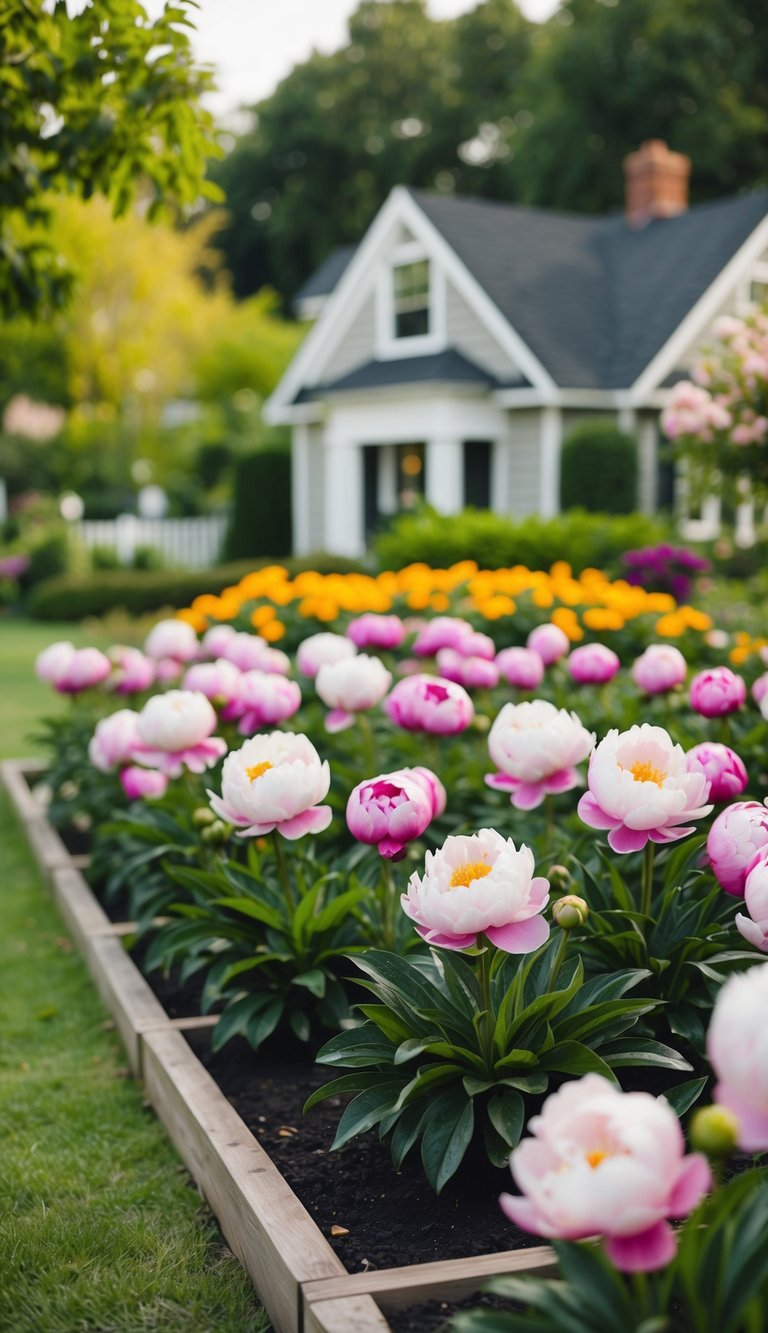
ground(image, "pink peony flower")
xmin=632 ymin=644 xmax=687 ymax=695
xmin=346 ymin=766 xmax=446 ymax=860
xmin=690 ymin=666 xmax=746 ymax=718
xmin=567 ymin=643 xmax=620 ymax=685
xmin=144 ymin=618 xmax=198 ymax=663
xmin=183 ymin=659 xmax=242 ymax=713
xmin=234 ymin=669 xmax=302 ymax=734
xmin=436 ymin=648 xmax=500 ymax=690
xmin=53 ymin=647 xmax=112 ymax=694
xmin=297 ymin=631 xmax=357 ymax=679
xmin=384 ymin=673 xmax=474 ymax=735
xmin=735 ymin=855 xmax=768 ymax=953
xmin=527 ymin=623 xmax=569 ymax=665
xmin=401 ymin=828 xmax=550 ymax=953
xmin=685 ymin=742 xmax=748 ymax=803
xmin=412 ymin=617 xmax=475 ymax=657
xmin=707 ymin=800 xmax=768 ymax=896
xmin=120 ymin=766 xmax=169 ymax=801
xmin=220 ymin=631 xmax=290 ymax=675
xmin=154 ymin=657 xmax=183 ymax=683
xmin=578 ymin=724 xmax=712 ymax=853
xmin=135 ymin=690 xmax=227 ymax=777
xmin=316 ymin=654 xmax=392 ymax=732
xmin=109 ymin=646 xmax=156 ymax=695
xmin=208 ymin=732 xmax=332 ymax=839
xmin=486 ymin=700 xmax=595 ymax=811
xmin=496 ymin=647 xmax=545 ymax=691
xmin=200 ymin=624 xmax=237 ymax=658
xmin=347 ymin=613 xmax=406 ymax=650
xmin=35 ymin=640 xmax=76 ymax=683
xmin=752 ymin=672 xmax=768 ymax=706
xmin=707 ymin=964 xmax=768 ymax=1150
xmin=88 ymin=709 xmax=141 ymax=772
xmin=500 ymin=1075 xmax=711 ymax=1272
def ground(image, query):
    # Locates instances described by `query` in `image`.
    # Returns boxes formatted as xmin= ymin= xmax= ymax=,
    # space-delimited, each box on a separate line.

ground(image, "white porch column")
xmin=426 ymin=436 xmax=463 ymax=513
xmin=324 ymin=438 xmax=364 ymax=556
xmin=490 ymin=437 xmax=510 ymax=515
xmin=538 ymin=406 xmax=562 ymax=517
xmin=292 ymin=424 xmax=312 ymax=556
xmin=638 ymin=416 xmax=658 ymax=514
xmin=378 ymin=444 xmax=398 ymax=516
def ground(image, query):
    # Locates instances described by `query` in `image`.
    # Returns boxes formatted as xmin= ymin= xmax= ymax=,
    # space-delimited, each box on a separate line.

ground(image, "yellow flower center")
xmin=449 ymin=861 xmax=492 ymax=889
xmin=585 ymin=1149 xmax=608 ymax=1169
xmin=245 ymin=761 xmax=273 ymax=782
xmin=628 ymin=760 xmax=666 ymax=786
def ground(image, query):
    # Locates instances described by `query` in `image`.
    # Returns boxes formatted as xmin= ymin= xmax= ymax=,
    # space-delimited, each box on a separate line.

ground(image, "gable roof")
xmin=293 ymin=346 xmax=527 ymax=402
xmin=293 ymin=245 xmax=356 ymax=307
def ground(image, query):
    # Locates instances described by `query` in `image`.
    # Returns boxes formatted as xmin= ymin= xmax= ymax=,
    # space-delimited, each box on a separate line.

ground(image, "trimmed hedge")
xmin=224 ymin=448 xmax=292 ymax=561
xmin=560 ymin=419 xmax=638 ymax=513
xmin=375 ymin=507 xmax=668 ymax=576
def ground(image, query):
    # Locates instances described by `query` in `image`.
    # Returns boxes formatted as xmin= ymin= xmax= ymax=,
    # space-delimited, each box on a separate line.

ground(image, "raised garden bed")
xmin=2 ymin=758 xmax=557 ymax=1333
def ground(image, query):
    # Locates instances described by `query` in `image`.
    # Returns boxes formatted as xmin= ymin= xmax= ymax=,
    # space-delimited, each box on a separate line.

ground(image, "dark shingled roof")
xmin=293 ymin=245 xmax=356 ymax=307
xmin=294 ymin=347 xmax=524 ymax=402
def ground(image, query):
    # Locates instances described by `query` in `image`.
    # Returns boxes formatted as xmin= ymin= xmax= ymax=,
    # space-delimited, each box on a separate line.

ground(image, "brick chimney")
xmin=623 ymin=140 xmax=691 ymax=228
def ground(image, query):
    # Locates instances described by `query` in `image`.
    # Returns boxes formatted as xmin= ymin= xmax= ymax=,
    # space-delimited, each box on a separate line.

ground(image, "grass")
xmin=0 ymin=616 xmax=268 ymax=1331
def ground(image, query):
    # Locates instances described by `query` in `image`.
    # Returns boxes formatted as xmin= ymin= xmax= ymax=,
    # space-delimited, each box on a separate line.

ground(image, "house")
xmin=264 ymin=142 xmax=768 ymax=557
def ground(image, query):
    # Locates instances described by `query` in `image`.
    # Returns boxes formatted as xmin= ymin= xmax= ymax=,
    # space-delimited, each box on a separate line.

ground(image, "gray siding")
xmin=502 ymin=409 xmax=541 ymax=517
xmin=307 ymin=425 xmax=326 ymax=550
xmin=445 ymin=283 xmax=522 ymax=381
xmin=318 ymin=296 xmax=377 ymax=383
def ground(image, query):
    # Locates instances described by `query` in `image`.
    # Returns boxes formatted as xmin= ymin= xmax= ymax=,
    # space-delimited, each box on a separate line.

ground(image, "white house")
xmin=264 ymin=141 xmax=768 ymax=557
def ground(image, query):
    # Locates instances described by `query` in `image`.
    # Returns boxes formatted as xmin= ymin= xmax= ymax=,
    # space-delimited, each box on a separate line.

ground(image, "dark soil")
xmin=131 ymin=937 xmax=213 ymax=1020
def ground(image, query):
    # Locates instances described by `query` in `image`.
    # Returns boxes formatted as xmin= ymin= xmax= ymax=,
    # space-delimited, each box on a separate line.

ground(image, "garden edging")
xmin=2 ymin=758 xmax=557 ymax=1333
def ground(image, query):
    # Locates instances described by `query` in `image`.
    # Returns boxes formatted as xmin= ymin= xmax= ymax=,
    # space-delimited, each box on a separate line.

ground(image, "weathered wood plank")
xmin=1 ymin=758 xmax=45 ymax=822
xmin=141 ymin=1027 xmax=348 ymax=1333
xmin=303 ymin=1294 xmax=391 ymax=1333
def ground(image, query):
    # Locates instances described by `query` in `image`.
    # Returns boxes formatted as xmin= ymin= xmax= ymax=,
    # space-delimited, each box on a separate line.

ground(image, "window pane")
xmin=395 ymin=307 xmax=429 ymax=339
xmin=750 ymin=279 xmax=768 ymax=306
xmin=393 ymin=260 xmax=430 ymax=339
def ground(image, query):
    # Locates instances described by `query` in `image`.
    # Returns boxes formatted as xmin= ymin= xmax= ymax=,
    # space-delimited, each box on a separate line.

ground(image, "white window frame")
xmin=375 ymin=240 xmax=447 ymax=360
xmin=736 ymin=259 xmax=768 ymax=313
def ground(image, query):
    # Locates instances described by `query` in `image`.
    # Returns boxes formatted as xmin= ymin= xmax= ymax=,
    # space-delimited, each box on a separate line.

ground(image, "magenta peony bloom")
xmin=526 ymin=623 xmax=569 ymax=665
xmin=735 ymin=854 xmax=768 ymax=953
xmin=707 ymin=800 xmax=768 ymax=896
xmin=53 ymin=647 xmax=112 ymax=694
xmin=384 ymin=673 xmax=474 ymax=735
xmin=347 ymin=613 xmax=406 ymax=650
xmin=436 ymin=647 xmax=500 ymax=689
xmin=500 ymin=1075 xmax=710 ymax=1272
xmin=346 ymin=766 xmax=446 ymax=860
xmin=752 ymin=672 xmax=768 ymax=706
xmin=412 ymin=616 xmax=476 ymax=657
xmin=496 ymin=647 xmax=545 ymax=691
xmin=486 ymin=700 xmax=595 ymax=811
xmin=631 ymin=644 xmax=687 ymax=695
xmin=134 ymin=690 xmax=227 ymax=778
xmin=208 ymin=732 xmax=331 ymax=839
xmin=110 ymin=646 xmax=156 ymax=695
xmin=144 ymin=618 xmax=198 ymax=663
xmin=707 ymin=964 xmax=768 ymax=1150
xmin=296 ymin=631 xmax=356 ymax=678
xmin=316 ymin=654 xmax=392 ymax=732
xmin=234 ymin=669 xmax=301 ymax=734
xmin=88 ymin=710 xmax=141 ymax=772
xmin=690 ymin=666 xmax=746 ymax=718
xmin=578 ymin=724 xmax=712 ymax=853
xmin=120 ymin=765 xmax=169 ymax=800
xmin=567 ymin=643 xmax=620 ymax=685
xmin=685 ymin=742 xmax=748 ymax=802
xmin=401 ymin=828 xmax=550 ymax=953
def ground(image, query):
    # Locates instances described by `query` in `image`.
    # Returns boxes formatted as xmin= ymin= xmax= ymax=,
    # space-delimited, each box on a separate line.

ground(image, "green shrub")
xmin=90 ymin=544 xmax=122 ymax=571
xmin=560 ymin=419 xmax=638 ymax=513
xmin=22 ymin=531 xmax=70 ymax=587
xmin=224 ymin=447 xmax=292 ymax=560
xmin=132 ymin=544 xmax=165 ymax=571
xmin=375 ymin=507 xmax=667 ymax=576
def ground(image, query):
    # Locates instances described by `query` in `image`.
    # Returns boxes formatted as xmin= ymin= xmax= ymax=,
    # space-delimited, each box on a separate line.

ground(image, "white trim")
xmin=629 ymin=211 xmax=768 ymax=403
xmin=425 ymin=437 xmax=463 ymax=513
xmin=538 ymin=406 xmax=562 ymax=517
xmin=291 ymin=424 xmax=312 ymax=557
xmin=294 ymin=295 xmax=327 ymax=321
xmin=374 ymin=250 xmax=448 ymax=359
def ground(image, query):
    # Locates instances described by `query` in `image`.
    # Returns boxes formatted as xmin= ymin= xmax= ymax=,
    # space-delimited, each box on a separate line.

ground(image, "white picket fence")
xmin=73 ymin=513 xmax=228 ymax=570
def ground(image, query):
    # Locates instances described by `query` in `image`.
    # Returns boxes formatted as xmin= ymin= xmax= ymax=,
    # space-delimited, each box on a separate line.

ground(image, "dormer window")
xmin=393 ymin=259 xmax=430 ymax=339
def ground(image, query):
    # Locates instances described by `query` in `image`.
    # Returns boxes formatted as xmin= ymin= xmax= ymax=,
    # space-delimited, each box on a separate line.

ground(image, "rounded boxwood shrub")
xmin=560 ymin=419 xmax=638 ymax=514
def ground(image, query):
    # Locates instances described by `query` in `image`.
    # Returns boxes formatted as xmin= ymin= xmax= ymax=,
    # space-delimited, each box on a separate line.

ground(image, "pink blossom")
xmin=219 ymin=631 xmax=271 ymax=673
xmin=412 ymin=617 xmax=475 ymax=657
xmin=632 ymin=644 xmax=687 ymax=695
xmin=234 ymin=670 xmax=302 ymax=734
xmin=54 ymin=647 xmax=112 ymax=694
xmin=155 ymin=657 xmax=183 ymax=683
xmin=578 ymin=724 xmax=712 ymax=854
xmin=35 ymin=640 xmax=76 ymax=683
xmin=496 ymin=647 xmax=545 ymax=691
xmin=436 ymin=648 xmax=500 ymax=689
xmin=144 ymin=618 xmax=198 ymax=663
xmin=88 ymin=710 xmax=141 ymax=772
xmin=752 ymin=672 xmax=768 ymax=706
xmin=500 ymin=1075 xmax=710 ymax=1272
xmin=110 ymin=646 xmax=156 ymax=695
xmin=384 ymin=673 xmax=474 ymax=735
xmin=735 ymin=854 xmax=768 ymax=953
xmin=685 ymin=743 xmax=748 ymax=802
xmin=346 ymin=766 xmax=445 ymax=860
xmin=690 ymin=667 xmax=746 ymax=717
xmin=296 ymin=631 xmax=356 ymax=678
xmin=183 ymin=659 xmax=242 ymax=713
xmin=135 ymin=690 xmax=227 ymax=778
xmin=347 ymin=613 xmax=406 ymax=650
xmin=120 ymin=766 xmax=169 ymax=800
xmin=707 ymin=964 xmax=768 ymax=1150
xmin=316 ymin=654 xmax=392 ymax=732
xmin=707 ymin=800 xmax=768 ymax=896
xmin=200 ymin=624 xmax=237 ymax=658
xmin=487 ymin=700 xmax=595 ymax=811
xmin=527 ymin=623 xmax=569 ymax=665
xmin=208 ymin=732 xmax=332 ymax=839
xmin=567 ymin=643 xmax=620 ymax=685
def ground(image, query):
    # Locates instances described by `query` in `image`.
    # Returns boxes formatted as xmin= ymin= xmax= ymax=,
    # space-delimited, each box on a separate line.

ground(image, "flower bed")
xmin=20 ymin=560 xmax=768 ymax=1329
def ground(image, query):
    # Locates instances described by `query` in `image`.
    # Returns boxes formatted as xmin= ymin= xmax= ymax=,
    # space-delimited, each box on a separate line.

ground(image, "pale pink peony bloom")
xmin=234 ymin=670 xmax=301 ymax=734
xmin=578 ymin=724 xmax=712 ymax=854
xmin=401 ymin=828 xmax=550 ymax=953
xmin=109 ymin=646 xmax=156 ymax=695
xmin=707 ymin=964 xmax=768 ymax=1150
xmin=632 ymin=644 xmax=687 ymax=695
xmin=686 ymin=743 xmax=748 ymax=803
xmin=200 ymin=624 xmax=237 ymax=658
xmin=486 ymin=700 xmax=595 ymax=811
xmin=346 ymin=766 xmax=446 ymax=860
xmin=735 ymin=855 xmax=768 ymax=953
xmin=527 ymin=623 xmax=569 ymax=665
xmin=384 ymin=673 xmax=474 ymax=735
xmin=412 ymin=617 xmax=475 ymax=657
xmin=752 ymin=672 xmax=768 ymax=706
xmin=207 ymin=732 xmax=332 ymax=839
xmin=458 ymin=630 xmax=496 ymax=661
xmin=35 ymin=640 xmax=76 ymax=683
xmin=221 ymin=631 xmax=281 ymax=674
xmin=707 ymin=800 xmax=768 ymax=896
xmin=496 ymin=647 xmax=545 ymax=691
xmin=436 ymin=648 xmax=500 ymax=690
xmin=500 ymin=1075 xmax=711 ymax=1272
xmin=316 ymin=654 xmax=392 ymax=732
xmin=135 ymin=690 xmax=227 ymax=777
xmin=690 ymin=666 xmax=746 ymax=718
xmin=154 ymin=657 xmax=183 ymax=683
xmin=54 ymin=647 xmax=112 ymax=694
xmin=568 ymin=643 xmax=620 ymax=685
xmin=297 ymin=631 xmax=357 ymax=678
xmin=120 ymin=765 xmax=169 ymax=801
xmin=88 ymin=710 xmax=141 ymax=772
xmin=144 ymin=618 xmax=198 ymax=663
xmin=347 ymin=613 xmax=406 ymax=650
xmin=183 ymin=659 xmax=242 ymax=713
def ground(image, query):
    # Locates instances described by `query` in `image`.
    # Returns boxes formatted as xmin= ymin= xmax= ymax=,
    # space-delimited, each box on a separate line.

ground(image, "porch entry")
xmin=362 ymin=440 xmax=491 ymax=535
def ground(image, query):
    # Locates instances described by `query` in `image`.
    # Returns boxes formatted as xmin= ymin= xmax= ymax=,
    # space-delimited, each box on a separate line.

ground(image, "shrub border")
xmin=2 ymin=759 xmax=556 ymax=1333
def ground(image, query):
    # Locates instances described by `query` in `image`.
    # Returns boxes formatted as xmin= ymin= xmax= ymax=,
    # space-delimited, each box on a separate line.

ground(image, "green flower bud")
xmin=192 ymin=807 xmax=216 ymax=827
xmin=472 ymin=713 xmax=491 ymax=733
xmin=201 ymin=819 xmax=230 ymax=846
xmin=548 ymin=864 xmax=574 ymax=894
xmin=552 ymin=894 xmax=589 ymax=930
xmin=689 ymin=1105 xmax=740 ymax=1158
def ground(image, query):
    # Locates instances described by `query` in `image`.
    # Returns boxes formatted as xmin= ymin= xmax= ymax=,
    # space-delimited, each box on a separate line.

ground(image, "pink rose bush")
xmin=384 ymin=673 xmax=474 ymax=735
xmin=208 ymin=732 xmax=332 ymax=839
xmin=401 ymin=829 xmax=550 ymax=953
xmin=707 ymin=963 xmax=768 ymax=1150
xmin=578 ymin=724 xmax=712 ymax=853
xmin=685 ymin=742 xmax=748 ymax=802
xmin=500 ymin=1074 xmax=711 ymax=1271
xmin=567 ymin=643 xmax=620 ymax=685
xmin=735 ymin=856 xmax=768 ymax=953
xmin=707 ymin=800 xmax=768 ymax=896
xmin=632 ymin=644 xmax=687 ymax=695
xmin=134 ymin=690 xmax=227 ymax=777
xmin=486 ymin=700 xmax=595 ymax=811
xmin=316 ymin=654 xmax=392 ymax=732
xmin=690 ymin=666 xmax=746 ymax=718
xmin=346 ymin=766 xmax=445 ymax=860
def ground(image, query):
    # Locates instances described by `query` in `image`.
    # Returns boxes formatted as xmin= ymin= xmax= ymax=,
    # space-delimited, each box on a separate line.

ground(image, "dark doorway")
xmin=363 ymin=445 xmax=380 ymax=537
xmin=463 ymin=440 xmax=491 ymax=509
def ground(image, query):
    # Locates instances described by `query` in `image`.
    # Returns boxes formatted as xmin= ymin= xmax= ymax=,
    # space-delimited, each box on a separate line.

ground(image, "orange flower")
xmin=654 ymin=613 xmax=686 ymax=638
xmin=261 ymin=619 xmax=286 ymax=641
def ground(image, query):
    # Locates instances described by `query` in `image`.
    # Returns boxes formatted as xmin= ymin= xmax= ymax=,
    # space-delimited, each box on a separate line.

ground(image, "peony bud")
xmin=689 ymin=1105 xmax=740 ymax=1159
xmin=552 ymin=894 xmax=589 ymax=929
xmin=192 ymin=807 xmax=216 ymax=827
xmin=201 ymin=819 xmax=230 ymax=845
xmin=547 ymin=864 xmax=574 ymax=894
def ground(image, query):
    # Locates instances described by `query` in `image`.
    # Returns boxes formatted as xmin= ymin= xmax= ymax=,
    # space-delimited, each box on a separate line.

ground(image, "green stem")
xmin=640 ymin=841 xmax=656 ymax=918
xmin=546 ymin=929 xmax=569 ymax=993
xmin=544 ymin=794 xmax=554 ymax=856
xmin=272 ymin=831 xmax=295 ymax=909
xmin=381 ymin=858 xmax=397 ymax=951
xmin=357 ymin=712 xmax=377 ymax=775
xmin=631 ymin=1269 xmax=651 ymax=1320
xmin=477 ymin=945 xmax=495 ymax=1071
